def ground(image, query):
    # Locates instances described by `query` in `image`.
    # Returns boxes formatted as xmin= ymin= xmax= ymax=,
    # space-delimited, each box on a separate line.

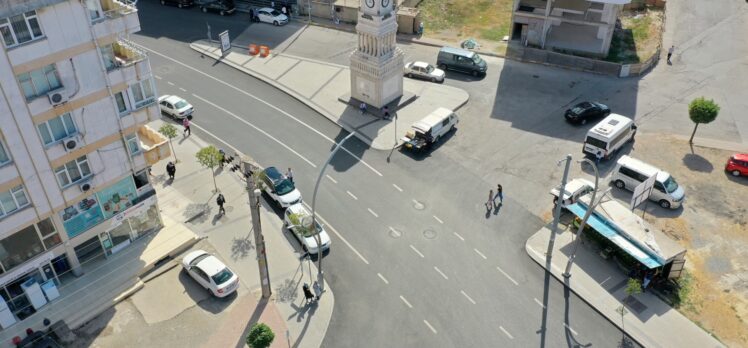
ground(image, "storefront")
xmin=99 ymin=194 xmax=161 ymax=256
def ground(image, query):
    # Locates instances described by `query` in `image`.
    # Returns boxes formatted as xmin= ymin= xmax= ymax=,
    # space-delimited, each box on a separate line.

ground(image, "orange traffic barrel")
xmin=248 ymin=44 xmax=259 ymax=55
xmin=259 ymin=45 xmax=270 ymax=57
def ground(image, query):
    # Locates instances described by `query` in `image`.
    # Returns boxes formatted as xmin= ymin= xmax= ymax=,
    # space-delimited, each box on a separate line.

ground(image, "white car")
xmin=181 ymin=250 xmax=239 ymax=297
xmin=403 ymin=61 xmax=445 ymax=83
xmin=283 ymin=203 xmax=331 ymax=255
xmin=158 ymin=95 xmax=194 ymax=119
xmin=259 ymin=166 xmax=302 ymax=208
xmin=257 ymin=7 xmax=288 ymax=26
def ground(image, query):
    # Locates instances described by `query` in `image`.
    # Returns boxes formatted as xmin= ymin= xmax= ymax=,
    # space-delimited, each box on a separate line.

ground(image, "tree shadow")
xmin=682 ymin=153 xmax=713 ymax=173
xmin=230 ymin=234 xmax=254 ymax=261
xmin=183 ymin=202 xmax=211 ymax=223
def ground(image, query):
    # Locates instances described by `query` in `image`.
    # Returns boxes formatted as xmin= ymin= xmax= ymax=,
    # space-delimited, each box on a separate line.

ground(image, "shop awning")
xmin=566 ymin=202 xmax=663 ymax=269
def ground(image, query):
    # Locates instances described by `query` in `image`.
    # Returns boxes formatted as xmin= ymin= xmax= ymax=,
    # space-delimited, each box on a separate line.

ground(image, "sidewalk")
xmin=148 ymin=119 xmax=333 ymax=348
xmin=525 ymin=225 xmax=724 ymax=348
xmin=190 ymin=39 xmax=469 ymax=150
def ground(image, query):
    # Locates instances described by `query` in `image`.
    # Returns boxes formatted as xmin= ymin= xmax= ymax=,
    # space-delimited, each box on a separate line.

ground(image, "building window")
xmin=86 ymin=0 xmax=103 ymax=20
xmin=37 ymin=218 xmax=62 ymax=249
xmin=37 ymin=113 xmax=77 ymax=146
xmin=130 ymin=79 xmax=155 ymax=109
xmin=18 ymin=64 xmax=62 ymax=100
xmin=100 ymin=44 xmax=117 ymax=71
xmin=0 ymin=11 xmax=43 ymax=48
xmin=55 ymin=156 xmax=92 ymax=188
xmin=0 ymin=140 xmax=10 ymax=165
xmin=125 ymin=133 xmax=140 ymax=155
xmin=115 ymin=91 xmax=129 ymax=115
xmin=0 ymin=224 xmax=45 ymax=271
xmin=0 ymin=185 xmax=29 ymax=218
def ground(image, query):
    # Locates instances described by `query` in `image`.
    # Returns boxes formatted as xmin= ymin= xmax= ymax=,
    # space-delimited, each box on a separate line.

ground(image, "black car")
xmin=564 ymin=101 xmax=611 ymax=125
xmin=160 ymin=0 xmax=193 ymax=8
xmin=199 ymin=0 xmax=235 ymax=15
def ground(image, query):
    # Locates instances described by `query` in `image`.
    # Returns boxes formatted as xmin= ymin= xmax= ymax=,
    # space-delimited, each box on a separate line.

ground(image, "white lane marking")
xmin=411 ymin=199 xmax=419 ymax=205
xmin=142 ymin=46 xmax=383 ymax=177
xmin=564 ymin=323 xmax=578 ymax=336
xmin=346 ymin=190 xmax=358 ymax=200
xmin=179 ymin=87 xmax=187 ymax=92
xmin=154 ymin=75 xmax=162 ymax=80
xmin=434 ymin=266 xmax=448 ymax=280
xmin=496 ymin=266 xmax=519 ymax=286
xmin=399 ymin=295 xmax=413 ymax=308
xmin=453 ymin=232 xmax=465 ymax=241
xmin=191 ymin=94 xmax=316 ymax=168
xmin=534 ymin=298 xmax=546 ymax=309
xmin=367 ymin=208 xmax=378 ymax=218
xmin=460 ymin=290 xmax=476 ymax=305
xmin=392 ymin=183 xmax=403 ymax=192
xmin=189 ymin=123 xmax=242 ymax=155
xmin=410 ymin=244 xmax=425 ymax=258
xmin=388 ymin=226 xmax=401 ymax=238
xmin=325 ymin=174 xmax=337 ymax=184
xmin=305 ymin=208 xmax=369 ymax=265
xmin=167 ymin=81 xmax=175 ymax=86
xmin=474 ymin=248 xmax=487 ymax=260
xmin=377 ymin=273 xmax=389 ymax=284
xmin=432 ymin=215 xmax=444 ymax=224
xmin=599 ymin=276 xmax=611 ymax=286
xmin=423 ymin=320 xmax=437 ymax=334
xmin=499 ymin=326 xmax=514 ymax=339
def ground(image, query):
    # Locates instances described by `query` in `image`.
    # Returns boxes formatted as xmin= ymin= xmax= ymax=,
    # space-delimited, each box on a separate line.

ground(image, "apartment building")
xmin=511 ymin=0 xmax=630 ymax=57
xmin=0 ymin=0 xmax=169 ymax=331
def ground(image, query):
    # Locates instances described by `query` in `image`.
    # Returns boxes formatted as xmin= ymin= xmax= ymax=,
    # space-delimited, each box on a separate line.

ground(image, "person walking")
xmin=302 ymin=283 xmax=315 ymax=304
xmin=216 ymin=193 xmax=226 ymax=215
xmin=595 ymin=150 xmax=603 ymax=165
xmin=218 ymin=148 xmax=226 ymax=168
xmin=383 ymin=105 xmax=390 ymax=120
xmin=166 ymin=161 xmax=176 ymax=180
xmin=667 ymin=45 xmax=674 ymax=64
xmin=249 ymin=8 xmax=255 ymax=22
xmin=359 ymin=102 xmax=367 ymax=114
xmin=495 ymin=184 xmax=503 ymax=205
xmin=313 ymin=281 xmax=322 ymax=301
xmin=286 ymin=167 xmax=294 ymax=183
xmin=281 ymin=4 xmax=287 ymax=17
xmin=486 ymin=189 xmax=494 ymax=212
xmin=182 ymin=117 xmax=191 ymax=136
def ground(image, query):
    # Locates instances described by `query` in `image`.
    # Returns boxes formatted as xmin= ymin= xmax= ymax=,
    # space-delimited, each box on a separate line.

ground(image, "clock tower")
xmin=349 ymin=0 xmax=404 ymax=109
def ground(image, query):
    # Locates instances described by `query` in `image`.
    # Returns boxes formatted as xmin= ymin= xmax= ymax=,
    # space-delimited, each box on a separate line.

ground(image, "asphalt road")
xmin=133 ymin=1 xmax=640 ymax=347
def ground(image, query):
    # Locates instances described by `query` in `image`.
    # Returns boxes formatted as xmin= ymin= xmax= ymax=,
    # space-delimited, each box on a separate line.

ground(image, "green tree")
xmin=246 ymin=323 xmax=275 ymax=348
xmin=195 ymin=145 xmax=223 ymax=192
xmin=617 ymin=277 xmax=643 ymax=347
xmin=158 ymin=124 xmax=179 ymax=163
xmin=688 ymin=97 xmax=720 ymax=144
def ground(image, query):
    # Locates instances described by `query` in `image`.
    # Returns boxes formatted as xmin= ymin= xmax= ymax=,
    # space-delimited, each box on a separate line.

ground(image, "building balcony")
xmin=92 ymin=0 xmax=141 ymax=39
xmin=137 ymin=125 xmax=171 ymax=166
xmin=107 ymin=40 xmax=151 ymax=87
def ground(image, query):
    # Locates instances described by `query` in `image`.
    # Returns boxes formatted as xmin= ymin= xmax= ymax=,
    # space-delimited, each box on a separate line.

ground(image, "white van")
xmin=582 ymin=114 xmax=637 ymax=160
xmin=612 ymin=155 xmax=685 ymax=209
xmin=402 ymin=107 xmax=458 ymax=151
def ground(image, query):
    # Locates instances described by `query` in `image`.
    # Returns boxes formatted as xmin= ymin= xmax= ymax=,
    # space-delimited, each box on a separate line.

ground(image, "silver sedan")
xmin=403 ymin=61 xmax=445 ymax=83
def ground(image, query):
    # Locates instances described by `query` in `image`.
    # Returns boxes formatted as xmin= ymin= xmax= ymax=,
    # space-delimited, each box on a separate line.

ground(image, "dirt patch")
xmin=607 ymin=7 xmax=664 ymax=63
xmin=630 ymin=133 xmax=748 ymax=346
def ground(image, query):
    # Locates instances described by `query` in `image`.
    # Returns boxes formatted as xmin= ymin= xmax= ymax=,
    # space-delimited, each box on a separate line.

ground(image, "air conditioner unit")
xmin=47 ymin=90 xmax=68 ymax=106
xmin=79 ymin=182 xmax=92 ymax=192
xmin=62 ymin=136 xmax=80 ymax=152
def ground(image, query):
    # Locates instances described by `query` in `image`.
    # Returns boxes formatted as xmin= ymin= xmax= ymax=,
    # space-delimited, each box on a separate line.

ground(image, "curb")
xmin=523 ymin=238 xmax=647 ymax=348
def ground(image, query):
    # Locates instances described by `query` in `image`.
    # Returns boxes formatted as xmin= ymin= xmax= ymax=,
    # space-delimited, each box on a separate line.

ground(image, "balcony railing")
xmin=113 ymin=39 xmax=147 ymax=67
xmin=101 ymin=0 xmax=137 ymax=18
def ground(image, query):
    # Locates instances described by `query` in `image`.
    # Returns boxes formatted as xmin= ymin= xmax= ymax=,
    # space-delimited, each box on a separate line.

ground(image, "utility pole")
xmin=549 ymin=155 xmax=573 ymax=244
xmin=244 ymin=161 xmax=271 ymax=298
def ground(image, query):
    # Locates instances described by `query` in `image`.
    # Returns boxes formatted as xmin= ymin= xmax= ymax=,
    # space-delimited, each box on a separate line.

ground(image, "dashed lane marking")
xmin=388 ymin=226 xmax=401 ymax=238
xmin=154 ymin=75 xmax=162 ymax=80
xmin=460 ymin=290 xmax=476 ymax=305
xmin=306 ymin=210 xmax=369 ymax=265
xmin=367 ymin=208 xmax=378 ymax=218
xmin=167 ymin=81 xmax=175 ymax=86
xmin=410 ymin=245 xmax=425 ymax=258
xmin=377 ymin=273 xmax=389 ymax=284
xmin=534 ymin=298 xmax=546 ymax=309
xmin=179 ymin=87 xmax=187 ymax=92
xmin=474 ymin=248 xmax=487 ymax=260
xmin=564 ymin=323 xmax=578 ymax=336
xmin=392 ymin=183 xmax=403 ymax=192
xmin=432 ymin=215 xmax=443 ymax=224
xmin=423 ymin=320 xmax=437 ymax=334
xmin=497 ymin=266 xmax=519 ymax=286
xmin=346 ymin=190 xmax=358 ymax=200
xmin=453 ymin=232 xmax=465 ymax=241
xmin=191 ymin=94 xmax=316 ymax=168
xmin=400 ymin=295 xmax=413 ymax=308
xmin=325 ymin=175 xmax=337 ymax=184
xmin=499 ymin=326 xmax=514 ymax=339
xmin=434 ymin=266 xmax=448 ymax=280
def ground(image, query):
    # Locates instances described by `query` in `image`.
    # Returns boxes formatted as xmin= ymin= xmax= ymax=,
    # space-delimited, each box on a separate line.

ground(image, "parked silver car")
xmin=403 ymin=61 xmax=445 ymax=83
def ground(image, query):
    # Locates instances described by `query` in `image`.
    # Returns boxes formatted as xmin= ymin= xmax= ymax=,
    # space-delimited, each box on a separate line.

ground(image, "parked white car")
xmin=259 ymin=166 xmax=302 ymax=208
xmin=283 ymin=203 xmax=331 ymax=255
xmin=257 ymin=7 xmax=288 ymax=26
xmin=403 ymin=61 xmax=445 ymax=83
xmin=158 ymin=95 xmax=194 ymax=120
xmin=181 ymin=250 xmax=239 ymax=297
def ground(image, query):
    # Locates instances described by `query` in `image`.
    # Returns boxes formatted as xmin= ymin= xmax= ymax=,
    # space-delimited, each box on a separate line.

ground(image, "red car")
xmin=726 ymin=154 xmax=748 ymax=177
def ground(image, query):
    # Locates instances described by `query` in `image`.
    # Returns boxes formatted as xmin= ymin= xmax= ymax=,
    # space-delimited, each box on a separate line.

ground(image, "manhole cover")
xmin=388 ymin=227 xmax=403 ymax=239
xmin=412 ymin=200 xmax=425 ymax=210
xmin=423 ymin=229 xmax=437 ymax=240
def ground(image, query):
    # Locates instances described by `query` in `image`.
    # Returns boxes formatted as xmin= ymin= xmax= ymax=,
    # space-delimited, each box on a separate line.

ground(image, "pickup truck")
xmin=401 ymin=130 xmax=432 ymax=152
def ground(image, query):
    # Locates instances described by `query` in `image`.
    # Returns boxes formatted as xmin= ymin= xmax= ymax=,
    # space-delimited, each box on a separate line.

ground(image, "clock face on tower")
xmin=382 ymin=0 xmax=390 ymax=7
xmin=365 ymin=0 xmax=374 ymax=7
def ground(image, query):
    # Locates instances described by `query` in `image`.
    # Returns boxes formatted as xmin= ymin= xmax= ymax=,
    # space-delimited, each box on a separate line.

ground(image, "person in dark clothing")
xmin=219 ymin=149 xmax=226 ymax=168
xmin=302 ymin=283 xmax=315 ymax=304
xmin=217 ymin=193 xmax=226 ymax=215
xmin=383 ymin=105 xmax=390 ymax=120
xmin=166 ymin=161 xmax=176 ymax=180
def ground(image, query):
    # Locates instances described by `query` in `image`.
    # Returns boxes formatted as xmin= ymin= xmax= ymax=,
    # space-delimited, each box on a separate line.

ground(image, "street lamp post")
xmin=311 ymin=131 xmax=357 ymax=291
xmin=562 ymin=158 xmax=605 ymax=278
xmin=550 ymin=155 xmax=573 ymax=244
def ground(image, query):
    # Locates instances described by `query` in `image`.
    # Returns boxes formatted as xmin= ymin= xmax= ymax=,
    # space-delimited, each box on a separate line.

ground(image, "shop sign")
xmin=111 ymin=194 xmax=158 ymax=228
xmin=97 ymin=176 xmax=138 ymax=220
xmin=61 ymin=195 xmax=104 ymax=238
